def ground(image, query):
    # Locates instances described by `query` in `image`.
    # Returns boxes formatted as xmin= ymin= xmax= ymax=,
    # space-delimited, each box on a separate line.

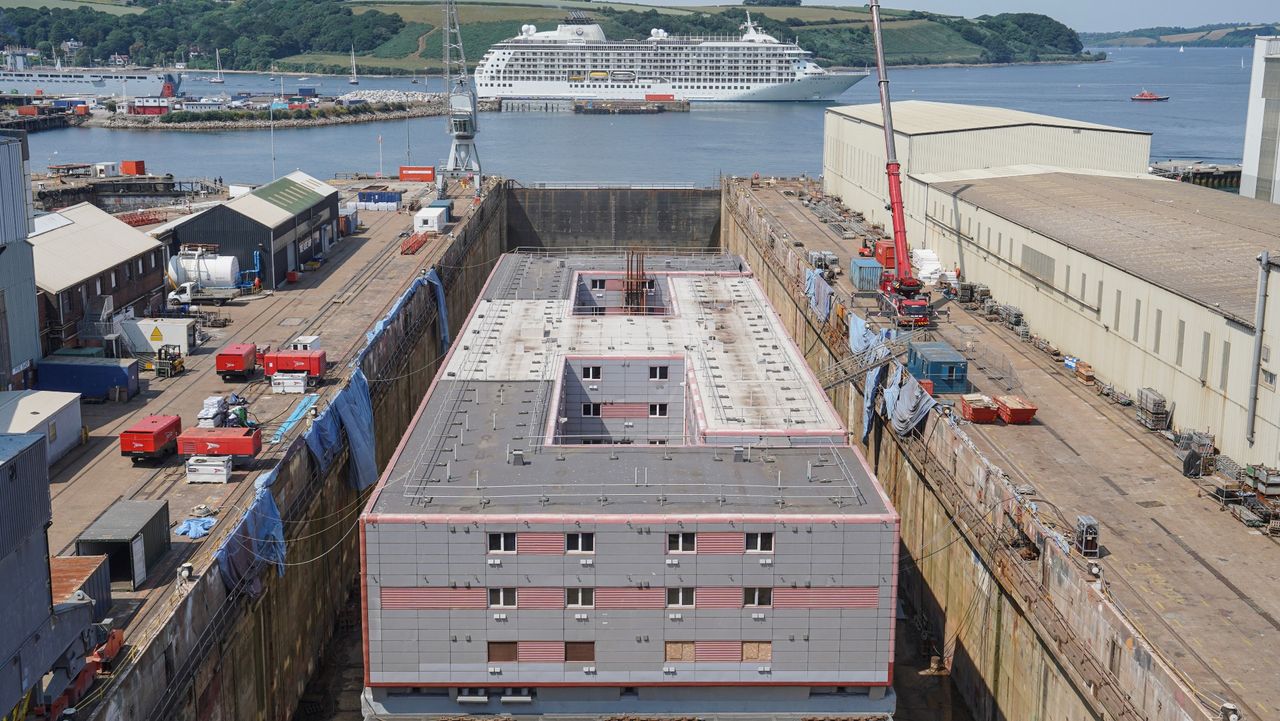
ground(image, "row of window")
xmin=59 ymin=250 xmax=161 ymax=312
xmin=484 ymin=641 xmax=773 ymax=663
xmin=581 ymin=364 xmax=668 ymax=380
xmin=486 ymin=586 xmax=774 ymax=609
xmin=581 ymin=402 xmax=668 ymax=417
xmin=487 ymin=531 xmax=775 ymax=553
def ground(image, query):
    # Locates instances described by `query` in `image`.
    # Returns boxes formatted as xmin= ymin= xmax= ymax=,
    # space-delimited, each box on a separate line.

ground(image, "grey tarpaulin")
xmin=889 ymin=374 xmax=937 ymax=435
xmin=333 ymin=369 xmax=378 ymax=490
xmin=882 ymin=363 xmax=904 ymax=418
xmin=849 ymin=314 xmax=876 ymax=354
xmin=860 ymin=345 xmax=891 ymax=443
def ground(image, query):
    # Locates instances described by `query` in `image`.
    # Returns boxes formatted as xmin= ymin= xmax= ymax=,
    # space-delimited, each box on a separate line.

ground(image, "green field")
xmin=0 ymin=0 xmax=140 ymax=14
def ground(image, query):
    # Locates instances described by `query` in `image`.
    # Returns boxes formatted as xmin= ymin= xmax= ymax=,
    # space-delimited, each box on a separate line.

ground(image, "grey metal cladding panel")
xmin=0 ymin=531 xmax=52 ymax=659
xmin=0 ymin=435 xmax=49 ymax=558
xmin=686 ymin=557 xmax=743 ymax=577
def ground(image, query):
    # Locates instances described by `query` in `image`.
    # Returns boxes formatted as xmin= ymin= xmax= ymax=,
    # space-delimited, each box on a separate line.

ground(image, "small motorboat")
xmin=1131 ymin=89 xmax=1169 ymax=102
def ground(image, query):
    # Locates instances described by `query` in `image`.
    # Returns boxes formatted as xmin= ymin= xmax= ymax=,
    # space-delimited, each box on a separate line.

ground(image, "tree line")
xmin=0 ymin=0 xmax=404 ymax=70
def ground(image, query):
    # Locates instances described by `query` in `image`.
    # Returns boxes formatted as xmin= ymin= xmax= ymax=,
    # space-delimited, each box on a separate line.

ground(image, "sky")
xmin=624 ymin=0 xmax=1279 ymax=33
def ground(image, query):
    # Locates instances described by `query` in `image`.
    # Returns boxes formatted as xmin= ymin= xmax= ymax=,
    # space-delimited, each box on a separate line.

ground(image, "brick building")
xmin=359 ymin=251 xmax=899 ymax=719
xmin=29 ymin=203 xmax=164 ymax=355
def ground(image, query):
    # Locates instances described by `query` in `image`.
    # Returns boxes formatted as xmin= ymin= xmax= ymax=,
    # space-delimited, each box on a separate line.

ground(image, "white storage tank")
xmin=0 ymin=390 xmax=84 ymax=466
xmin=166 ymin=247 xmax=240 ymax=289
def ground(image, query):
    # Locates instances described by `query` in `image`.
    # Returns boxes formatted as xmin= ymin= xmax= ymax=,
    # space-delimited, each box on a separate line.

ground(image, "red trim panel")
xmin=595 ymin=587 xmax=666 ymax=609
xmin=694 ymin=641 xmax=743 ymax=662
xmin=517 ymin=641 xmax=565 ymax=662
xmin=517 ymin=532 xmax=565 ymax=554
xmin=517 ymin=587 xmax=565 ymax=610
xmin=380 ymin=587 xmax=486 ymax=610
xmin=697 ymin=532 xmax=746 ymax=554
xmin=695 ymin=587 xmax=743 ymax=609
xmin=773 ymin=587 xmax=879 ymax=609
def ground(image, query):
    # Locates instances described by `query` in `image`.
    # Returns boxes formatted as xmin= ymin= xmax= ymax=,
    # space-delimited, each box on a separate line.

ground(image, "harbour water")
xmin=26 ymin=47 xmax=1253 ymax=184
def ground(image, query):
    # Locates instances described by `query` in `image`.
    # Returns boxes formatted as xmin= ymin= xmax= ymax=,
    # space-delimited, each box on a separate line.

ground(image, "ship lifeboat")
xmin=610 ymin=71 xmax=636 ymax=82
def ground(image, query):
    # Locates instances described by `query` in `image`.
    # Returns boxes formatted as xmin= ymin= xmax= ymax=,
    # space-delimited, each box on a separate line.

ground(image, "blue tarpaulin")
xmin=213 ymin=485 xmax=286 ymax=595
xmin=425 ymin=267 xmax=450 ymax=351
xmin=849 ymin=314 xmax=877 ymax=354
xmin=174 ymin=517 xmax=215 ymax=539
xmin=333 ymin=369 xmax=378 ymax=490
xmin=303 ymin=405 xmax=343 ymax=474
xmin=882 ymin=363 xmax=904 ymax=418
xmin=272 ymin=393 xmax=319 ymax=444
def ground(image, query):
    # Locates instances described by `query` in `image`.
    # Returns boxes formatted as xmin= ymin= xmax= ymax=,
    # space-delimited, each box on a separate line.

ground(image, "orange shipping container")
xmin=120 ymin=160 xmax=146 ymax=175
xmin=399 ymin=165 xmax=435 ymax=182
xmin=17 ymin=105 xmax=39 ymax=116
xmin=645 ymin=94 xmax=675 ymax=102
xmin=74 ymin=105 xmax=90 ymax=116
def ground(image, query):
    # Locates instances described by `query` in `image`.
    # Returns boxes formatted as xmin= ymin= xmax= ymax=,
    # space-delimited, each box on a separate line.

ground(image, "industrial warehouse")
xmin=359 ymin=252 xmax=899 ymax=717
xmin=149 ymin=170 xmax=340 ymax=288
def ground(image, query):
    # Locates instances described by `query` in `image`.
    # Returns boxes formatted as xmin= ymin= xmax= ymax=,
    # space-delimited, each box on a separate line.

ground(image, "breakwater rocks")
xmin=92 ymin=94 xmax=499 ymax=131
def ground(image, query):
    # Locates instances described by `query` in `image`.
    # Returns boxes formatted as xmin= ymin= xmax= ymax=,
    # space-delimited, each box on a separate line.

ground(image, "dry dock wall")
xmin=721 ymin=181 xmax=1208 ymax=721
xmin=89 ymin=184 xmax=731 ymax=721
xmin=505 ymin=184 xmax=721 ymax=250
xmin=89 ymin=187 xmax=508 ymax=721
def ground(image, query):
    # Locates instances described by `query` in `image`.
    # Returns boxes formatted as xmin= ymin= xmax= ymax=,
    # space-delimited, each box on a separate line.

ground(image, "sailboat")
xmin=410 ymin=69 xmax=420 ymax=84
xmin=1178 ymin=46 xmax=1184 ymax=53
xmin=268 ymin=62 xmax=278 ymax=82
xmin=210 ymin=48 xmax=225 ymax=84
xmin=348 ymin=46 xmax=359 ymax=85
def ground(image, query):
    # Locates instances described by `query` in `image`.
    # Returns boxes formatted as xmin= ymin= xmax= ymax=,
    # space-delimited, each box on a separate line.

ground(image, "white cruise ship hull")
xmin=482 ymin=71 xmax=865 ymax=102
xmin=0 ymin=69 xmax=178 ymax=97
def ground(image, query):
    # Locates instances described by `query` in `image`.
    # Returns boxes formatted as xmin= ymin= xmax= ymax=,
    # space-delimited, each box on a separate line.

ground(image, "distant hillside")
xmin=0 ymin=0 xmax=1102 ymax=76
xmin=1081 ymin=22 xmax=1280 ymax=47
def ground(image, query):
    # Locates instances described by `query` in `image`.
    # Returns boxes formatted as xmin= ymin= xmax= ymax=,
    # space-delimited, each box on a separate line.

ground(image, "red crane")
xmin=868 ymin=0 xmax=930 ymax=328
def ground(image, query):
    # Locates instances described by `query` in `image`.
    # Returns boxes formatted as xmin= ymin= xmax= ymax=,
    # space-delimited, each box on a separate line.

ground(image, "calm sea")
xmin=26 ymin=47 xmax=1253 ymax=185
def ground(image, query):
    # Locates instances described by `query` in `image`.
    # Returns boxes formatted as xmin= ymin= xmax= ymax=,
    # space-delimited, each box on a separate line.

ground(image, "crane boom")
xmin=439 ymin=0 xmax=481 ymax=196
xmin=868 ymin=0 xmax=918 ymax=293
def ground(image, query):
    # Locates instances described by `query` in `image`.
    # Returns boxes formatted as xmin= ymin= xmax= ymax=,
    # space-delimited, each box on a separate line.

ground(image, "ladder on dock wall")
xmin=818 ymin=328 xmax=930 ymax=391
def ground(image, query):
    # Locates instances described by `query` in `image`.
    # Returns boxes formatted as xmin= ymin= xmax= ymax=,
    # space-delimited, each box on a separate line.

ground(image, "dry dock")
xmin=727 ymin=177 xmax=1277 ymax=721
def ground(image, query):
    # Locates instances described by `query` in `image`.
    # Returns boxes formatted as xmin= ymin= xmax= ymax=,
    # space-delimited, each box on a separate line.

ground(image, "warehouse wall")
xmin=919 ymin=193 xmax=1280 ymax=467
xmin=1241 ymin=38 xmax=1280 ymax=203
xmin=821 ymin=109 xmax=1152 ymax=239
xmin=0 ymin=134 xmax=41 ymax=388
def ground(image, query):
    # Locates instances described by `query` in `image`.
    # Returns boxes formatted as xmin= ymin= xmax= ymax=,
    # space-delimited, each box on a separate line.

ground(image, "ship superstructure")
xmin=475 ymin=15 xmax=866 ymax=102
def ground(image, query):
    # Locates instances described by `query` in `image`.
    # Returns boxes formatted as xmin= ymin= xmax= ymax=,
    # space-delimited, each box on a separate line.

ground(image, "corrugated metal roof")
xmin=828 ymin=100 xmax=1146 ymax=136
xmin=27 ymin=203 xmax=161 ymax=294
xmin=0 ymin=390 xmax=80 ymax=434
xmin=931 ymin=172 xmax=1280 ymax=324
xmin=49 ymin=555 xmax=107 ymax=604
xmin=224 ymin=170 xmax=337 ymax=228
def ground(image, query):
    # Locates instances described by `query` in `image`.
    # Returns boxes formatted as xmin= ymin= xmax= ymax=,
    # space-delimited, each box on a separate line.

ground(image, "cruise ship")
xmin=475 ymin=16 xmax=867 ymax=102
xmin=1 ymin=54 xmax=179 ymax=97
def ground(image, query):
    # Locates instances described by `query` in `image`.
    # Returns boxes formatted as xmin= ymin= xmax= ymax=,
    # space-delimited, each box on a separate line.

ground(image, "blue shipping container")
xmin=850 ymin=258 xmax=883 ymax=293
xmin=428 ymin=198 xmax=453 ymax=222
xmin=37 ymin=357 xmax=139 ymax=400
xmin=906 ymin=341 xmax=968 ymax=394
xmin=297 ymin=87 xmax=317 ymax=97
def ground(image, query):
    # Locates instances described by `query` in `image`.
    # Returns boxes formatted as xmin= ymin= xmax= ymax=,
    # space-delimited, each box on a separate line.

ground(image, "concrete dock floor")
xmin=46 ymin=184 xmax=471 ymax=647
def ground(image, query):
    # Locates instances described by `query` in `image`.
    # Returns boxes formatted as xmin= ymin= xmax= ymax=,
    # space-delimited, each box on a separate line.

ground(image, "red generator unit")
xmin=216 ymin=342 xmax=258 ymax=381
xmin=177 ymin=427 xmax=263 ymax=461
xmin=263 ymin=349 xmax=327 ymax=385
xmin=119 ymin=415 xmax=182 ymax=461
